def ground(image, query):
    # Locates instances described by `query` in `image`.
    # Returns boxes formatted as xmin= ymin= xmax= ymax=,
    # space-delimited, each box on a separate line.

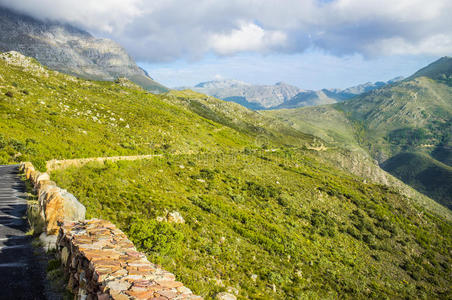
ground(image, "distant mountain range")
xmin=266 ymin=57 xmax=452 ymax=209
xmin=181 ymin=77 xmax=404 ymax=110
xmin=0 ymin=7 xmax=167 ymax=93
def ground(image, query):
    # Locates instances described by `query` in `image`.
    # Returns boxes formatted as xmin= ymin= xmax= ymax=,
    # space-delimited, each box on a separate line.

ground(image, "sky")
xmin=1 ymin=0 xmax=451 ymax=89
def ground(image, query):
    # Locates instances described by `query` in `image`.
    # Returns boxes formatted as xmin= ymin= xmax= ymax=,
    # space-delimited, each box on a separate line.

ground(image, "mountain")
xmin=266 ymin=57 xmax=452 ymax=209
xmin=408 ymin=56 xmax=452 ymax=83
xmin=274 ymin=78 xmax=404 ymax=109
xmin=186 ymin=78 xmax=403 ymax=110
xmin=273 ymin=90 xmax=338 ymax=109
xmin=186 ymin=80 xmax=302 ymax=109
xmin=0 ymin=7 xmax=168 ymax=93
xmin=1 ymin=53 xmax=451 ymax=298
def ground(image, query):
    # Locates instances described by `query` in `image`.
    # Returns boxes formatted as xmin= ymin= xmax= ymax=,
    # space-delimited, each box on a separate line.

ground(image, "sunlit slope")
xmin=0 ymin=52 xmax=311 ymax=170
xmin=52 ymin=150 xmax=452 ymax=299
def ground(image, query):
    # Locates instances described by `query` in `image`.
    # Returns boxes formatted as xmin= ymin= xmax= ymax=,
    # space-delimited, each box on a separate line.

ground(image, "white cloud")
xmin=371 ymin=35 xmax=452 ymax=56
xmin=1 ymin=0 xmax=451 ymax=60
xmin=209 ymin=22 xmax=287 ymax=55
xmin=0 ymin=0 xmax=143 ymax=33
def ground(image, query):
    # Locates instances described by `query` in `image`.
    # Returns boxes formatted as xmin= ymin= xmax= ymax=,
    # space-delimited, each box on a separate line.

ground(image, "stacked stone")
xmin=57 ymin=219 xmax=202 ymax=300
xmin=19 ymin=162 xmax=86 ymax=234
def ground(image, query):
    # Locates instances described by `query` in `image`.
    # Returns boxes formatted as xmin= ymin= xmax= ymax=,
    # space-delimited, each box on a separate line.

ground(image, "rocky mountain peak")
xmin=0 ymin=7 xmax=167 ymax=93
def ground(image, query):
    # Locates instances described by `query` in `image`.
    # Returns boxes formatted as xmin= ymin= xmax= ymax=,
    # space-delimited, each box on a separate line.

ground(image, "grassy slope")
xmin=1 ymin=54 xmax=451 ymax=299
xmin=265 ymin=76 xmax=452 ymax=210
xmin=52 ymin=152 xmax=451 ymax=299
xmin=0 ymin=56 xmax=310 ymax=170
xmin=337 ymin=77 xmax=452 ymax=161
xmin=264 ymin=105 xmax=359 ymax=151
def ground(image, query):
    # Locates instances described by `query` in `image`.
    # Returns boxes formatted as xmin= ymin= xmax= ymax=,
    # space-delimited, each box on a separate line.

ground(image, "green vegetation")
xmin=266 ymin=64 xmax=452 ymax=209
xmin=382 ymin=152 xmax=452 ymax=208
xmin=408 ymin=56 xmax=452 ymax=86
xmin=52 ymin=152 xmax=452 ymax=299
xmin=0 ymin=54 xmax=309 ymax=171
xmin=2 ymin=52 xmax=451 ymax=299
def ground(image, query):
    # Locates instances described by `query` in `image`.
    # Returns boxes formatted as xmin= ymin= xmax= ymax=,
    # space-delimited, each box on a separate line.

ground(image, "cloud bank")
xmin=1 ymin=0 xmax=451 ymax=62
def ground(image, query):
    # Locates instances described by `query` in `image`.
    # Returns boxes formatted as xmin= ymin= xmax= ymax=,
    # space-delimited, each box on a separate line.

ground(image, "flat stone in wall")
xmin=58 ymin=219 xmax=202 ymax=300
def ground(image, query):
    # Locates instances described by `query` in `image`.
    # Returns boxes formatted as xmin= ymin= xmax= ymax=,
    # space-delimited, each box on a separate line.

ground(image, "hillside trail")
xmin=44 ymin=149 xmax=285 ymax=172
xmin=45 ymin=154 xmax=163 ymax=172
xmin=0 ymin=165 xmax=47 ymax=299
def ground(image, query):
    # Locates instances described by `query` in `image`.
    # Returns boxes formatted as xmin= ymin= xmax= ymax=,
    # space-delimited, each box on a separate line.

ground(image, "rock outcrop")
xmin=0 ymin=7 xmax=167 ymax=93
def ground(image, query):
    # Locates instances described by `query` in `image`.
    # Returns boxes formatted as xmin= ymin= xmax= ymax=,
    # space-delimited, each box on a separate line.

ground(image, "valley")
xmin=266 ymin=57 xmax=452 ymax=210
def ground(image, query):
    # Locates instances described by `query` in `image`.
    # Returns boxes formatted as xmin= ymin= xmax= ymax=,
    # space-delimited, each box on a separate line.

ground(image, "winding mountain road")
xmin=0 ymin=165 xmax=46 ymax=299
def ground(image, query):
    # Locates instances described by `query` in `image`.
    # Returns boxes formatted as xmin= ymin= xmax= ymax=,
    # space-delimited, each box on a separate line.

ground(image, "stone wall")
xmin=58 ymin=219 xmax=201 ymax=300
xmin=19 ymin=162 xmax=202 ymax=300
xmin=20 ymin=162 xmax=86 ymax=234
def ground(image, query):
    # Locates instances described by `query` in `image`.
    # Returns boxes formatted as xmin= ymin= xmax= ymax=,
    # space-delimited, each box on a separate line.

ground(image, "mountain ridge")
xmin=0 ymin=6 xmax=168 ymax=93
xmin=408 ymin=56 xmax=452 ymax=83
xmin=183 ymin=77 xmax=404 ymax=110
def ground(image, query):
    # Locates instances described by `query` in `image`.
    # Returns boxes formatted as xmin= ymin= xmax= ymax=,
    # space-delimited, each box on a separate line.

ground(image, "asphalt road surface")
xmin=0 ymin=165 xmax=46 ymax=299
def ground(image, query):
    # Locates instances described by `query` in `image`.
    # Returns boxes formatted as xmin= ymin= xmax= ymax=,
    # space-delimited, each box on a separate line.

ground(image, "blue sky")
xmin=2 ymin=0 xmax=450 ymax=90
xmin=139 ymin=51 xmax=437 ymax=90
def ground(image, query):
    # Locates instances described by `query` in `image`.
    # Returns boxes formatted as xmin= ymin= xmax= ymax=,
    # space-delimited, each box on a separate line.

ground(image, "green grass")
xmin=52 ymin=151 xmax=452 ymax=299
xmin=0 ymin=56 xmax=311 ymax=170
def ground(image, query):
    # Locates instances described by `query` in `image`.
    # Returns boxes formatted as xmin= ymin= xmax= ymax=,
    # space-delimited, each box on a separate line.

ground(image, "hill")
xmin=1 ymin=52 xmax=451 ymax=299
xmin=0 ymin=7 xmax=168 ymax=93
xmin=266 ymin=57 xmax=452 ymax=209
xmin=408 ymin=56 xmax=452 ymax=84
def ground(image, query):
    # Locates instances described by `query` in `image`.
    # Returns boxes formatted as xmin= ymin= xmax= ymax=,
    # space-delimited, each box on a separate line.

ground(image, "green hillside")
xmin=266 ymin=58 xmax=452 ymax=210
xmin=1 ymin=52 xmax=451 ymax=299
xmin=381 ymin=152 xmax=452 ymax=207
xmin=408 ymin=56 xmax=452 ymax=85
xmin=0 ymin=52 xmax=309 ymax=169
xmin=53 ymin=151 xmax=451 ymax=299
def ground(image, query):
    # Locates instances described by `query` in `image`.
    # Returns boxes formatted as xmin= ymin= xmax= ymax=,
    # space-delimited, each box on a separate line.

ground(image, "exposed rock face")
xmin=39 ymin=186 xmax=86 ymax=234
xmin=20 ymin=162 xmax=86 ymax=234
xmin=167 ymin=211 xmax=185 ymax=224
xmin=0 ymin=7 xmax=167 ymax=93
xmin=0 ymin=50 xmax=49 ymax=76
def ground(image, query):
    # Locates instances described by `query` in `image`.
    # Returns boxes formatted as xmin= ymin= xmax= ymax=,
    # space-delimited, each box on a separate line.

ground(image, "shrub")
xmin=128 ymin=217 xmax=184 ymax=257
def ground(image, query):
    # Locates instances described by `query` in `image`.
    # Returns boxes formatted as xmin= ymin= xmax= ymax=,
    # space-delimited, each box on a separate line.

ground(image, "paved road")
xmin=0 ymin=165 xmax=46 ymax=300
